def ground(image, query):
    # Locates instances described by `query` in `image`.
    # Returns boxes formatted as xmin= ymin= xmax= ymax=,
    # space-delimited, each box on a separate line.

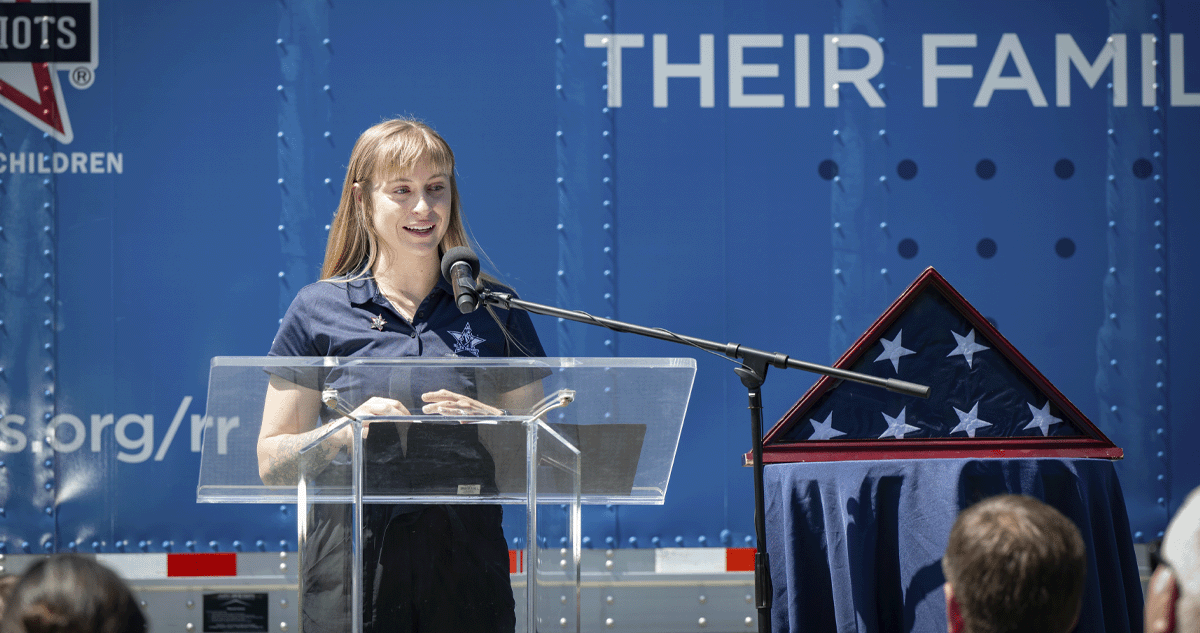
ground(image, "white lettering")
xmin=115 ymin=414 xmax=153 ymax=463
xmin=795 ymin=34 xmax=810 ymax=107
xmin=824 ymin=34 xmax=885 ymax=107
xmin=90 ymin=413 xmax=114 ymax=451
xmin=35 ymin=16 xmax=54 ymax=49
xmin=976 ymin=33 xmax=1048 ymax=107
xmin=1171 ymin=34 xmax=1200 ymax=106
xmin=191 ymin=414 xmax=214 ymax=452
xmin=584 ymin=33 xmax=645 ymax=107
xmin=71 ymin=152 xmax=87 ymax=173
xmin=729 ymin=34 xmax=784 ymax=108
xmin=923 ymin=34 xmax=976 ymax=107
xmin=0 ymin=17 xmax=7 ymax=48
xmin=56 ymin=16 xmax=75 ymax=49
xmin=12 ymin=16 xmax=30 ymax=49
xmin=37 ymin=153 xmax=50 ymax=173
xmin=653 ymin=34 xmax=714 ymax=108
xmin=107 ymin=153 xmax=123 ymax=174
xmin=8 ymin=152 xmax=25 ymax=174
xmin=48 ymin=414 xmax=85 ymax=453
xmin=0 ymin=415 xmax=27 ymax=453
xmin=1056 ymin=34 xmax=1126 ymax=107
xmin=217 ymin=416 xmax=240 ymax=455
xmin=1143 ymin=33 xmax=1158 ymax=106
xmin=154 ymin=396 xmax=192 ymax=461
xmin=52 ymin=152 xmax=68 ymax=173
xmin=89 ymin=152 xmax=104 ymax=173
xmin=0 ymin=153 xmax=5 ymax=173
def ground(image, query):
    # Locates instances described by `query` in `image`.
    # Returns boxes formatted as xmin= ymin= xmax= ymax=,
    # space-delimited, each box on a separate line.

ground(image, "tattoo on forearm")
xmin=260 ymin=430 xmax=341 ymax=486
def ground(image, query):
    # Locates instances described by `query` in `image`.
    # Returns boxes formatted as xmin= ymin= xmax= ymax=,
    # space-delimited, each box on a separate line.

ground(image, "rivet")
xmin=1108 ymin=220 xmax=1116 ymax=228
xmin=675 ymin=535 xmax=684 ymax=545
xmin=602 ymin=176 xmax=611 ymax=184
xmin=602 ymin=269 xmax=611 ymax=276
xmin=879 ymin=175 xmax=887 ymax=182
xmin=1158 ymin=474 xmax=1165 ymax=481
xmin=555 ymin=38 xmax=563 ymax=45
xmin=1157 ymin=381 xmax=1165 ymax=389
xmin=1156 ymin=428 xmax=1165 ymax=435
xmin=185 ymin=624 xmax=195 ymax=632
xmin=834 ymin=268 xmax=842 ymax=275
xmin=43 ymin=178 xmax=50 ymax=186
xmin=557 ymin=270 xmax=564 ymax=277
xmin=698 ymin=535 xmax=708 ymax=545
xmin=278 ymin=272 xmax=285 ymax=278
xmin=602 ymin=130 xmax=609 ymax=137
xmin=1110 ymin=312 xmax=1118 ymax=320
xmin=833 ymin=222 xmax=841 ymax=229
xmin=555 ymin=84 xmax=562 ymax=92
xmin=832 ymin=129 xmax=840 ymax=137
xmin=606 ymin=595 xmax=614 ymax=605
xmin=602 ymin=246 xmax=611 ymax=254
xmin=878 ymin=129 xmax=886 ymax=136
xmin=322 ymin=38 xmax=330 ymax=46
xmin=699 ymin=595 xmax=707 ymax=604
xmin=834 ymin=315 xmax=842 ymax=322
xmin=602 ymin=106 xmax=610 ymax=113
xmin=281 ymin=625 xmax=289 ymax=633
xmin=603 ymin=200 xmax=611 ymax=207
xmin=601 ymin=14 xmax=609 ymax=20
xmin=1154 ymin=174 xmax=1161 ymax=182
xmin=280 ymin=562 xmax=288 ymax=572
xmin=43 ymin=249 xmax=51 ymax=257
xmin=209 ymin=540 xmax=219 ymax=550
xmin=1155 ymin=243 xmax=1163 ymax=250
xmin=277 ymin=225 xmax=285 ymax=232
xmin=1158 ymin=451 xmax=1165 ymax=458
xmin=582 ymin=536 xmax=591 ymax=546
xmin=556 ymin=177 xmax=563 ymax=184
xmin=746 ymin=594 xmax=754 ymax=604
xmin=745 ymin=616 xmax=754 ymax=626
xmin=277 ymin=131 xmax=284 ymax=138
xmin=276 ymin=85 xmax=284 ymax=92
xmin=1156 ymin=290 xmax=1163 ymax=297
xmin=1135 ymin=531 xmax=1144 ymax=540
xmin=833 ymin=175 xmax=841 ymax=183
xmin=1107 ymin=128 xmax=1114 ymax=136
xmin=1156 ymin=358 xmax=1164 ymax=365
xmin=556 ymin=130 xmax=563 ymax=138
xmin=187 ymin=600 xmax=195 ymax=609
xmin=1156 ymin=336 xmax=1164 ymax=343
xmin=699 ymin=617 xmax=708 ymax=627
xmin=603 ymin=293 xmax=612 ymax=300
xmin=1107 ymin=174 xmax=1115 ymax=182
xmin=1110 ymin=404 xmax=1118 ymax=411
xmin=275 ymin=38 xmax=284 ymax=47
xmin=323 ymin=85 xmax=330 ymax=92
xmin=877 ymin=82 xmax=885 ymax=90
xmin=280 ymin=599 xmax=288 ymax=608
xmin=323 ymin=131 xmax=331 ymax=138
xmin=1158 ymin=531 xmax=1165 ymax=539
xmin=605 ymin=618 xmax=615 ymax=628
xmin=560 ymin=618 xmax=568 ymax=628
xmin=1157 ymin=405 xmax=1164 ymax=412
xmin=1154 ymin=128 xmax=1161 ymax=135
xmin=1154 ymin=151 xmax=1161 ymax=158
xmin=879 ymin=221 xmax=888 ymax=229
xmin=1156 ymin=266 xmax=1164 ymax=274
xmin=1154 ymin=220 xmax=1163 ymax=228
xmin=1156 ymin=312 xmax=1164 ymax=319
xmin=605 ymin=559 xmax=614 ymax=570
xmin=602 ymin=153 xmax=611 ymax=161
xmin=629 ymin=536 xmax=638 ymax=546
xmin=880 ymin=268 xmax=888 ymax=275
xmin=1155 ymin=197 xmax=1163 ymax=205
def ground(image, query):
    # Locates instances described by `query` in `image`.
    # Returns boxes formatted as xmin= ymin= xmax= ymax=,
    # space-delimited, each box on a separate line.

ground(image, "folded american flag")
xmin=760 ymin=268 xmax=1119 ymax=462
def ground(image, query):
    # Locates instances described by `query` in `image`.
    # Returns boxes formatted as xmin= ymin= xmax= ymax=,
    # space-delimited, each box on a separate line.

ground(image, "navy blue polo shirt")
xmin=269 ymin=274 xmax=546 ymax=494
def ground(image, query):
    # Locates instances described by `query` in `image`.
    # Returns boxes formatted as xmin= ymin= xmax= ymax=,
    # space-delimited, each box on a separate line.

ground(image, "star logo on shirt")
xmin=369 ymin=314 xmax=386 ymax=331
xmin=875 ymin=330 xmax=916 ymax=373
xmin=450 ymin=322 xmax=486 ymax=357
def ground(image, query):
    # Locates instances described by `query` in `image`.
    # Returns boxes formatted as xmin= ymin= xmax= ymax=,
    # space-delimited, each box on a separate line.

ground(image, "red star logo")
xmin=0 ymin=0 xmax=74 ymax=143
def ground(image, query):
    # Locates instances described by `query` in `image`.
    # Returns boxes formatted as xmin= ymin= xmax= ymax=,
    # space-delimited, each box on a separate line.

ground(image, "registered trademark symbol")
xmin=69 ymin=66 xmax=94 ymax=90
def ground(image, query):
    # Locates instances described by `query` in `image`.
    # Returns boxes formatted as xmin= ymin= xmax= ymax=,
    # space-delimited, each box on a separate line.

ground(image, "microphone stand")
xmin=478 ymin=290 xmax=930 ymax=633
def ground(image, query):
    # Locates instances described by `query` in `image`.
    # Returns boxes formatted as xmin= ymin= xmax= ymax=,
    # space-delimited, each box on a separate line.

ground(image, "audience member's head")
xmin=0 ymin=554 xmax=146 ymax=633
xmin=941 ymin=494 xmax=1087 ymax=633
xmin=0 ymin=574 xmax=19 ymax=617
xmin=1147 ymin=485 xmax=1200 ymax=633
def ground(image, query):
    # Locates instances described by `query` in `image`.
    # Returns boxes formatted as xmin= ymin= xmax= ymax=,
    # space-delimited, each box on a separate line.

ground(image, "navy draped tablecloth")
xmin=765 ymin=458 xmax=1143 ymax=633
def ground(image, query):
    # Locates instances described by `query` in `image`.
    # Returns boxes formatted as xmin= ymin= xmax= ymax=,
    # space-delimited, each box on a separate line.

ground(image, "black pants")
xmin=366 ymin=505 xmax=515 ymax=633
xmin=302 ymin=504 xmax=515 ymax=633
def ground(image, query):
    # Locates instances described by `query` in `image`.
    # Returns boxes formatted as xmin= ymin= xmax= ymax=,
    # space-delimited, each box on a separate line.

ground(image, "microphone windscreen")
xmin=440 ymin=246 xmax=480 ymax=282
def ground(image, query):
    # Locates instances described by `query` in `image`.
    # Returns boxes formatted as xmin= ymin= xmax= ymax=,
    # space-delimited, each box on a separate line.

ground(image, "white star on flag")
xmin=1022 ymin=402 xmax=1062 ymax=436
xmin=808 ymin=413 xmax=846 ymax=441
xmin=875 ymin=330 xmax=916 ymax=373
xmin=950 ymin=403 xmax=992 ymax=438
xmin=947 ymin=329 xmax=990 ymax=368
xmin=879 ymin=407 xmax=921 ymax=439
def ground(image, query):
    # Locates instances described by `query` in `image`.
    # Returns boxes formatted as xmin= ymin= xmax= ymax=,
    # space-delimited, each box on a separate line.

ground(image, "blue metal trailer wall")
xmin=0 ymin=0 xmax=1198 ymax=561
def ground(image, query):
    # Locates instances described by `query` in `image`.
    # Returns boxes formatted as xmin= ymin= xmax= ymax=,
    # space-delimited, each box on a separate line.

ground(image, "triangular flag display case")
xmin=757 ymin=267 xmax=1121 ymax=463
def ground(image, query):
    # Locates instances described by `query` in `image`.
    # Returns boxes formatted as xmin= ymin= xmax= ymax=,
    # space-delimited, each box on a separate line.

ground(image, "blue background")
xmin=0 ymin=0 xmax=1196 ymax=552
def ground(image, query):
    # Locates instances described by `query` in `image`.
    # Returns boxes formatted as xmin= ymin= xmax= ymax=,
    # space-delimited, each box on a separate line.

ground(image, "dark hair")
xmin=0 ymin=555 xmax=147 ymax=633
xmin=942 ymin=494 xmax=1086 ymax=633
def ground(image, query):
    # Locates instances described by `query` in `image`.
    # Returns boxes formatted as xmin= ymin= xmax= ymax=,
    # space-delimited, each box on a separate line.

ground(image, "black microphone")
xmin=441 ymin=246 xmax=481 ymax=313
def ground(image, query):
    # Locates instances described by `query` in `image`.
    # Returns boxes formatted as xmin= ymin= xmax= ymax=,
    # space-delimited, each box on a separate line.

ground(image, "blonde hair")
xmin=321 ymin=117 xmax=470 ymax=280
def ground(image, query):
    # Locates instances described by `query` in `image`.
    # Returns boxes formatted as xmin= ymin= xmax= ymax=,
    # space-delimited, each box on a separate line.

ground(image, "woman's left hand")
xmin=420 ymin=389 xmax=505 ymax=419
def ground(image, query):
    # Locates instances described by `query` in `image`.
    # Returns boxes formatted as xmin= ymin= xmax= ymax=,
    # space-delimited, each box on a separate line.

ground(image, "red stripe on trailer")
xmin=726 ymin=548 xmax=755 ymax=572
xmin=509 ymin=550 xmax=517 ymax=574
xmin=167 ymin=553 xmax=237 ymax=577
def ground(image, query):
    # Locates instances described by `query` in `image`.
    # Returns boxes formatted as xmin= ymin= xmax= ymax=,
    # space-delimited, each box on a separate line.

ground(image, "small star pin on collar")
xmin=369 ymin=314 xmax=386 ymax=331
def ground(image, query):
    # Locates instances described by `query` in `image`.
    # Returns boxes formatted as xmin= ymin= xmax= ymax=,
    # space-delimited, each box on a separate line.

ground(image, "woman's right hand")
xmin=337 ymin=397 xmax=411 ymax=448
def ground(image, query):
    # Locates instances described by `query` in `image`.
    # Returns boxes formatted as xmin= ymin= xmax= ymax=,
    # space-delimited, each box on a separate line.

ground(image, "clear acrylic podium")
xmin=197 ymin=357 xmax=695 ymax=633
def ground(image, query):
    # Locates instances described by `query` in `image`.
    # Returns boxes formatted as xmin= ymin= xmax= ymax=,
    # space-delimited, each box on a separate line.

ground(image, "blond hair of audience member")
xmin=941 ymin=494 xmax=1087 ymax=633
xmin=1147 ymin=485 xmax=1200 ymax=633
xmin=0 ymin=554 xmax=146 ymax=633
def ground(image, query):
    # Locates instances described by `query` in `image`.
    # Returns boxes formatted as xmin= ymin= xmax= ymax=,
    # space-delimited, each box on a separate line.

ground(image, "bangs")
xmin=372 ymin=129 xmax=455 ymax=182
